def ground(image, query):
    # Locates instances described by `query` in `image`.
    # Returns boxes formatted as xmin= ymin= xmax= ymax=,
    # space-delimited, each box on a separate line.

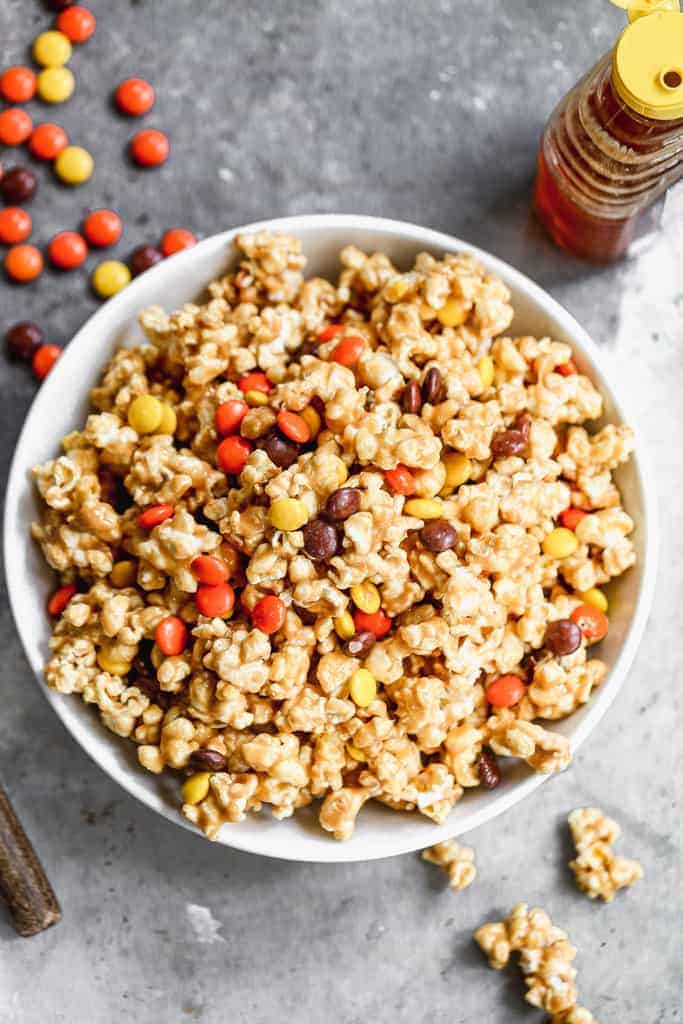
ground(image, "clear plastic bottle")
xmin=534 ymin=1 xmax=683 ymax=262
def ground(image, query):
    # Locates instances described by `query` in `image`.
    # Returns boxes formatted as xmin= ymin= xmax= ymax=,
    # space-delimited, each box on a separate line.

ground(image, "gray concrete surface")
xmin=0 ymin=1 xmax=680 ymax=1021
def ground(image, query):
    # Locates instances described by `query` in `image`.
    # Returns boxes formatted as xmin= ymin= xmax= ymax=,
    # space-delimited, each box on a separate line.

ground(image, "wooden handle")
xmin=0 ymin=785 xmax=61 ymax=937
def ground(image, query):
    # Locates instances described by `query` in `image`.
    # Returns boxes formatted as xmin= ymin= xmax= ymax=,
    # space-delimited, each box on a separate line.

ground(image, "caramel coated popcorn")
xmin=422 ymin=838 xmax=476 ymax=891
xmin=568 ymin=807 xmax=643 ymax=902
xmin=32 ymin=231 xmax=636 ymax=842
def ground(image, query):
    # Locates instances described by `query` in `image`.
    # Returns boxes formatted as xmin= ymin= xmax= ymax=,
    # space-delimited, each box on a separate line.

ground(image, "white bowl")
xmin=4 ymin=215 xmax=658 ymax=863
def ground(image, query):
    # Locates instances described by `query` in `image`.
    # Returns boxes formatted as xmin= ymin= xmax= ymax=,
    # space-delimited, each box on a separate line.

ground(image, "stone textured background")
xmin=0 ymin=2 xmax=680 ymax=1021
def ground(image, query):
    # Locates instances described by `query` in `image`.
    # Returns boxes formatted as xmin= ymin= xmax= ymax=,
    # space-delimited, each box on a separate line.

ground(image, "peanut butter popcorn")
xmin=33 ymin=231 xmax=636 ymax=842
xmin=568 ymin=807 xmax=643 ymax=902
xmin=422 ymin=838 xmax=476 ymax=891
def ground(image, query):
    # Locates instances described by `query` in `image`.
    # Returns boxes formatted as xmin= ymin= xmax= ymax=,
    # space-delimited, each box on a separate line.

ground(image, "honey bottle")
xmin=534 ymin=0 xmax=683 ymax=262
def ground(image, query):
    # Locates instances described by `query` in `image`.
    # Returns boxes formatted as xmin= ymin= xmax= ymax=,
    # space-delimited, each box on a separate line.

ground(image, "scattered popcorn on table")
xmin=568 ymin=807 xmax=643 ymax=902
xmin=422 ymin=838 xmax=476 ymax=891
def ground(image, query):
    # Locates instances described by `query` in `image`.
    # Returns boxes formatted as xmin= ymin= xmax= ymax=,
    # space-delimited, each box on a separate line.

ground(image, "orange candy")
xmin=238 ymin=371 xmax=271 ymax=395
xmin=331 ymin=334 xmax=364 ymax=366
xmin=215 ymin=399 xmax=249 ymax=436
xmin=276 ymin=410 xmax=311 ymax=444
xmin=557 ymin=360 xmax=578 ymax=377
xmin=317 ymin=323 xmax=344 ymax=342
xmin=47 ymin=583 xmax=76 ymax=616
xmin=252 ymin=594 xmax=286 ymax=635
xmin=0 ymin=207 xmax=32 ymax=245
xmin=486 ymin=674 xmax=526 ymax=708
xmin=161 ymin=228 xmax=197 ymax=257
xmin=5 ymin=244 xmax=43 ymax=283
xmin=154 ymin=616 xmax=188 ymax=656
xmin=384 ymin=465 xmax=416 ymax=496
xmin=138 ymin=503 xmax=174 ymax=529
xmin=216 ymin=435 xmax=252 ymax=474
xmin=570 ymin=603 xmax=609 ymax=642
xmin=353 ymin=608 xmax=392 ymax=638
xmin=130 ymin=128 xmax=169 ymax=167
xmin=48 ymin=230 xmax=88 ymax=270
xmin=191 ymin=555 xmax=229 ymax=586
xmin=115 ymin=77 xmax=155 ymax=116
xmin=0 ymin=108 xmax=33 ymax=146
xmin=83 ymin=209 xmax=122 ymax=247
xmin=56 ymin=5 xmax=96 ymax=43
xmin=32 ymin=344 xmax=61 ymax=380
xmin=559 ymin=507 xmax=587 ymax=530
xmin=195 ymin=582 xmax=235 ymax=618
xmin=0 ymin=67 xmax=37 ymax=104
xmin=29 ymin=122 xmax=69 ymax=160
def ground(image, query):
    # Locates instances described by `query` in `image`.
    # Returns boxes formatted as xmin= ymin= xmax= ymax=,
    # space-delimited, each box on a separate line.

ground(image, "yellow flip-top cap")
xmin=612 ymin=10 xmax=683 ymax=119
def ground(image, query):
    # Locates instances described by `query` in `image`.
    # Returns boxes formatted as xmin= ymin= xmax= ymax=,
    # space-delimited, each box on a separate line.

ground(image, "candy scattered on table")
xmin=5 ymin=244 xmax=44 ymax=282
xmin=0 ymin=166 xmax=38 ymax=204
xmin=83 ymin=209 xmax=122 ymax=247
xmin=56 ymin=5 xmax=96 ymax=43
xmin=33 ymin=30 xmax=72 ymax=68
xmin=5 ymin=321 xmax=44 ymax=361
xmin=0 ymin=66 xmax=37 ymax=103
xmin=0 ymin=109 xmax=33 ymax=146
xmin=130 ymin=128 xmax=169 ymax=167
xmin=32 ymin=344 xmax=61 ymax=380
xmin=54 ymin=144 xmax=93 ymax=184
xmin=0 ymin=207 xmax=32 ymax=245
xmin=47 ymin=230 xmax=88 ymax=270
xmin=160 ymin=227 xmax=197 ymax=256
xmin=92 ymin=259 xmax=131 ymax=297
xmin=115 ymin=77 xmax=155 ymax=116
xmin=37 ymin=65 xmax=75 ymax=104
xmin=129 ymin=244 xmax=163 ymax=276
xmin=29 ymin=122 xmax=69 ymax=159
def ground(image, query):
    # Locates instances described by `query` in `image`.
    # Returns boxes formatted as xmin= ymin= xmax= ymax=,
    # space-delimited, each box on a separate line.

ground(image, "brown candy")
xmin=1 ymin=167 xmax=37 ymax=205
xmin=264 ymin=431 xmax=300 ymax=468
xmin=422 ymin=366 xmax=445 ymax=404
xmin=401 ymin=380 xmax=422 ymax=415
xmin=544 ymin=618 xmax=582 ymax=656
xmin=303 ymin=519 xmax=340 ymax=561
xmin=344 ymin=631 xmax=375 ymax=657
xmin=189 ymin=749 xmax=228 ymax=772
xmin=491 ymin=428 xmax=527 ymax=458
xmin=325 ymin=487 xmax=361 ymax=521
xmin=130 ymin=245 xmax=163 ymax=277
xmin=421 ymin=518 xmax=458 ymax=553
xmin=6 ymin=321 xmax=44 ymax=361
xmin=478 ymin=748 xmax=501 ymax=789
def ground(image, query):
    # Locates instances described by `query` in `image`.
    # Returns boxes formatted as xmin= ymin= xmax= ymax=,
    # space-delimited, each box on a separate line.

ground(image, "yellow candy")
xmin=477 ymin=355 xmax=495 ymax=391
xmin=578 ymin=587 xmax=609 ymax=613
xmin=349 ymin=668 xmax=377 ymax=708
xmin=404 ymin=498 xmax=444 ymax=520
xmin=127 ymin=394 xmax=163 ymax=434
xmin=300 ymin=405 xmax=321 ymax=440
xmin=437 ymin=297 xmax=469 ymax=328
xmin=351 ymin=582 xmax=380 ymax=615
xmin=33 ymin=30 xmax=72 ymax=67
xmin=542 ymin=527 xmax=579 ymax=559
xmin=441 ymin=451 xmax=472 ymax=494
xmin=156 ymin=403 xmax=177 ymax=435
xmin=181 ymin=772 xmax=211 ymax=806
xmin=346 ymin=744 xmax=366 ymax=762
xmin=330 ymin=455 xmax=348 ymax=487
xmin=92 ymin=260 xmax=131 ymax=298
xmin=110 ymin=560 xmax=137 ymax=588
xmin=37 ymin=66 xmax=75 ymax=104
xmin=269 ymin=497 xmax=308 ymax=532
xmin=55 ymin=145 xmax=94 ymax=185
xmin=244 ymin=389 xmax=269 ymax=407
xmin=334 ymin=611 xmax=356 ymax=640
xmin=97 ymin=651 xmax=131 ymax=676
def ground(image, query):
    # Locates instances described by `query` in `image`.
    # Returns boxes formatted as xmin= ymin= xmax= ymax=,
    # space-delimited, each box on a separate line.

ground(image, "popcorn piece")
xmin=422 ymin=838 xmax=476 ymax=891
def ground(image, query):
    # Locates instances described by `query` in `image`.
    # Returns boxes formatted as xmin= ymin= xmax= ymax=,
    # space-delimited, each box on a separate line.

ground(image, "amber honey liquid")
xmin=535 ymin=54 xmax=683 ymax=262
